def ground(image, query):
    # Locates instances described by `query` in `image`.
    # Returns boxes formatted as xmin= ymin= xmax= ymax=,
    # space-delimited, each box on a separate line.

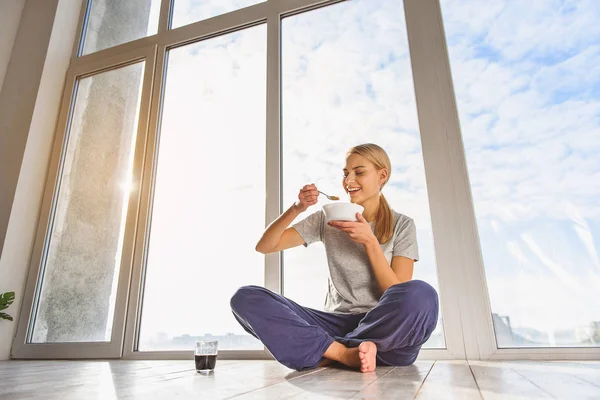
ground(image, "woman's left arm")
xmin=364 ymin=243 xmax=413 ymax=294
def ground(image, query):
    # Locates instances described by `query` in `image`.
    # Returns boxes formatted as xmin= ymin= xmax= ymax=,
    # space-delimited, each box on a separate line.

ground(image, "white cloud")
xmin=506 ymin=240 xmax=530 ymax=266
xmin=442 ymin=0 xmax=600 ymax=223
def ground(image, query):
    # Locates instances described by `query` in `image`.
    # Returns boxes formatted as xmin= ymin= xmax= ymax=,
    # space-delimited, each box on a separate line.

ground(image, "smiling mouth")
xmin=347 ymin=188 xmax=361 ymax=194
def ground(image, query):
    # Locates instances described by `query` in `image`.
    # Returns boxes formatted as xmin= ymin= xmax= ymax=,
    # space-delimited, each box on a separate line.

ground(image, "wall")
xmin=0 ymin=0 xmax=26 ymax=93
xmin=0 ymin=0 xmax=83 ymax=360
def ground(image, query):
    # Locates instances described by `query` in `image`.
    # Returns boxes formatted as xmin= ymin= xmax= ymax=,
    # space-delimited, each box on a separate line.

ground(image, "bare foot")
xmin=322 ymin=341 xmax=377 ymax=373
xmin=358 ymin=341 xmax=377 ymax=373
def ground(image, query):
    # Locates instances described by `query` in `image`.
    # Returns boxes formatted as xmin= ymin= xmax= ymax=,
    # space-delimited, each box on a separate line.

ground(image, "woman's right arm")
xmin=255 ymin=184 xmax=319 ymax=254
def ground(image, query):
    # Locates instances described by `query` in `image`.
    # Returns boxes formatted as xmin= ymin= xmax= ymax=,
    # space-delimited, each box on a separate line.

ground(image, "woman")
xmin=230 ymin=143 xmax=439 ymax=372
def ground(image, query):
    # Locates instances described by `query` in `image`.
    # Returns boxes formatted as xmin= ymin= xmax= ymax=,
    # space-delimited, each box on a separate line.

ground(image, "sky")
xmin=36 ymin=0 xmax=600 ymax=350
xmin=440 ymin=0 xmax=600 ymax=345
xmin=139 ymin=23 xmax=268 ymax=350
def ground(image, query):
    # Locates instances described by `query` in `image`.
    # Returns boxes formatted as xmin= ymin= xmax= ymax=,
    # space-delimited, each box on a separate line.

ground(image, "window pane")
xmin=282 ymin=0 xmax=445 ymax=349
xmin=171 ymin=0 xmax=265 ymax=29
xmin=31 ymin=62 xmax=145 ymax=343
xmin=81 ymin=0 xmax=161 ymax=55
xmin=138 ymin=26 xmax=267 ymax=351
xmin=441 ymin=0 xmax=600 ymax=347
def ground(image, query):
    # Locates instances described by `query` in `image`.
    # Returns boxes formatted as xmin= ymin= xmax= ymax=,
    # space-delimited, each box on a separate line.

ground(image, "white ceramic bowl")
xmin=322 ymin=202 xmax=364 ymax=222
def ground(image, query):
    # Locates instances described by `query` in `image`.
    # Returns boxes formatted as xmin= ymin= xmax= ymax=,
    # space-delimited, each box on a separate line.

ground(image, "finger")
xmin=301 ymin=189 xmax=318 ymax=196
xmin=332 ymin=221 xmax=354 ymax=228
xmin=356 ymin=213 xmax=367 ymax=222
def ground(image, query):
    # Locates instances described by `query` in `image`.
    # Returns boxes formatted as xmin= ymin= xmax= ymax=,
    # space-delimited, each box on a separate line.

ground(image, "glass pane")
xmin=31 ymin=62 xmax=145 ymax=343
xmin=138 ymin=25 xmax=267 ymax=351
xmin=171 ymin=0 xmax=265 ymax=29
xmin=441 ymin=0 xmax=600 ymax=347
xmin=282 ymin=0 xmax=445 ymax=349
xmin=81 ymin=0 xmax=161 ymax=55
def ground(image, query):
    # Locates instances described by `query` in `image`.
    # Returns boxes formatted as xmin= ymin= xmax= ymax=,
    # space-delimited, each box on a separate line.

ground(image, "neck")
xmin=360 ymin=196 xmax=380 ymax=222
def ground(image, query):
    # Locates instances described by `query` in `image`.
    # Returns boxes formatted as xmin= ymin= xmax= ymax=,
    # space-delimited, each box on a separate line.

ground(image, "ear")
xmin=379 ymin=168 xmax=389 ymax=186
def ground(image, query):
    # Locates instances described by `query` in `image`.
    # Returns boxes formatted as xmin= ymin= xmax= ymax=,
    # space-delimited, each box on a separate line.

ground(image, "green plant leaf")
xmin=0 ymin=291 xmax=15 ymax=311
xmin=0 ymin=312 xmax=13 ymax=321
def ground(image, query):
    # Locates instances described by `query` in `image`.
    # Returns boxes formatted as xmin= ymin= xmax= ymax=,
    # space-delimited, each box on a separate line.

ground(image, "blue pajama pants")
xmin=230 ymin=280 xmax=439 ymax=371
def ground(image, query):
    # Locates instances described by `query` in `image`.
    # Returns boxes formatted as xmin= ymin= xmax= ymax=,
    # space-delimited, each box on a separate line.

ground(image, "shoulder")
xmin=293 ymin=209 xmax=325 ymax=231
xmin=390 ymin=209 xmax=415 ymax=228
xmin=390 ymin=209 xmax=416 ymax=237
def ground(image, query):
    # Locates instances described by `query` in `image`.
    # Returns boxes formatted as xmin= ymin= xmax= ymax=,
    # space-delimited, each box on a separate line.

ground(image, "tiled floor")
xmin=1 ymin=359 xmax=599 ymax=399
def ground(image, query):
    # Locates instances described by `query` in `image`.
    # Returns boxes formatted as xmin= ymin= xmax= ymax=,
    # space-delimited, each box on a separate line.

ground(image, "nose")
xmin=345 ymin=173 xmax=355 ymax=185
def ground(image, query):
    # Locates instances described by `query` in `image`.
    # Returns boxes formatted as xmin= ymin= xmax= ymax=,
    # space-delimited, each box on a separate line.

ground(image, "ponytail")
xmin=375 ymin=193 xmax=393 ymax=244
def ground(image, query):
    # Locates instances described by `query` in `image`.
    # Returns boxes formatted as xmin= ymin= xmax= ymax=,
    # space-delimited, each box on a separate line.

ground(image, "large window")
xmin=281 ymin=0 xmax=445 ymax=349
xmin=441 ymin=0 xmax=600 ymax=347
xmin=138 ymin=26 xmax=267 ymax=351
xmin=31 ymin=63 xmax=145 ymax=343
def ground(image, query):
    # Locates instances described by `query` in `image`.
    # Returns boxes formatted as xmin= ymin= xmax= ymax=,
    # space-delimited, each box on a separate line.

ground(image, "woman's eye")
xmin=356 ymin=172 xmax=364 ymax=176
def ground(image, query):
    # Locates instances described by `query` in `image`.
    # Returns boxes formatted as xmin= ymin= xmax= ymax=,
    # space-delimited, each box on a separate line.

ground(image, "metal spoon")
xmin=318 ymin=190 xmax=340 ymax=201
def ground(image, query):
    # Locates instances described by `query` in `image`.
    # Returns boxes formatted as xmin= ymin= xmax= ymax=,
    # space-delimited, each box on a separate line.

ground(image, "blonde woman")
xmin=231 ymin=143 xmax=439 ymax=372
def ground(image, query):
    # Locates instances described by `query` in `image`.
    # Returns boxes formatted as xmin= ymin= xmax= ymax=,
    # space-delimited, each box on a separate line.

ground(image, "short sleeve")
xmin=392 ymin=218 xmax=419 ymax=261
xmin=292 ymin=210 xmax=324 ymax=247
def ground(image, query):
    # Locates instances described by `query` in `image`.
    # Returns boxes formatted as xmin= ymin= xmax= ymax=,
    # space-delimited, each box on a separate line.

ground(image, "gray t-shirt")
xmin=292 ymin=209 xmax=419 ymax=314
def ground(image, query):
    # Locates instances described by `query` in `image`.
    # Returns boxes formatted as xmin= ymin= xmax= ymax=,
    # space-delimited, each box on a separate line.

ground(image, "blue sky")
xmin=441 ymin=0 xmax=600 ymax=343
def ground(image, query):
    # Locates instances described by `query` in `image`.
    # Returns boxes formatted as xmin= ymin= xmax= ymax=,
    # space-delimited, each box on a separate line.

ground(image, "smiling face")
xmin=342 ymin=153 xmax=388 ymax=206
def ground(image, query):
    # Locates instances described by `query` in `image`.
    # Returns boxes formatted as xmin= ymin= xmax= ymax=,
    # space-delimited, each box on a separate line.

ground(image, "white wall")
xmin=0 ymin=0 xmax=26 ymax=93
xmin=0 ymin=0 xmax=82 ymax=360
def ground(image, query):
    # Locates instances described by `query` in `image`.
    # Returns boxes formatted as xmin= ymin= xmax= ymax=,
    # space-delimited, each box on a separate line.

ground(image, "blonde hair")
xmin=347 ymin=143 xmax=393 ymax=244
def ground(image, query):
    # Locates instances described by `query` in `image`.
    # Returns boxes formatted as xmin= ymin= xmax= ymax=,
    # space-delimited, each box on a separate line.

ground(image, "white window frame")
xmin=11 ymin=43 xmax=157 ymax=359
xmin=11 ymin=0 xmax=599 ymax=361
